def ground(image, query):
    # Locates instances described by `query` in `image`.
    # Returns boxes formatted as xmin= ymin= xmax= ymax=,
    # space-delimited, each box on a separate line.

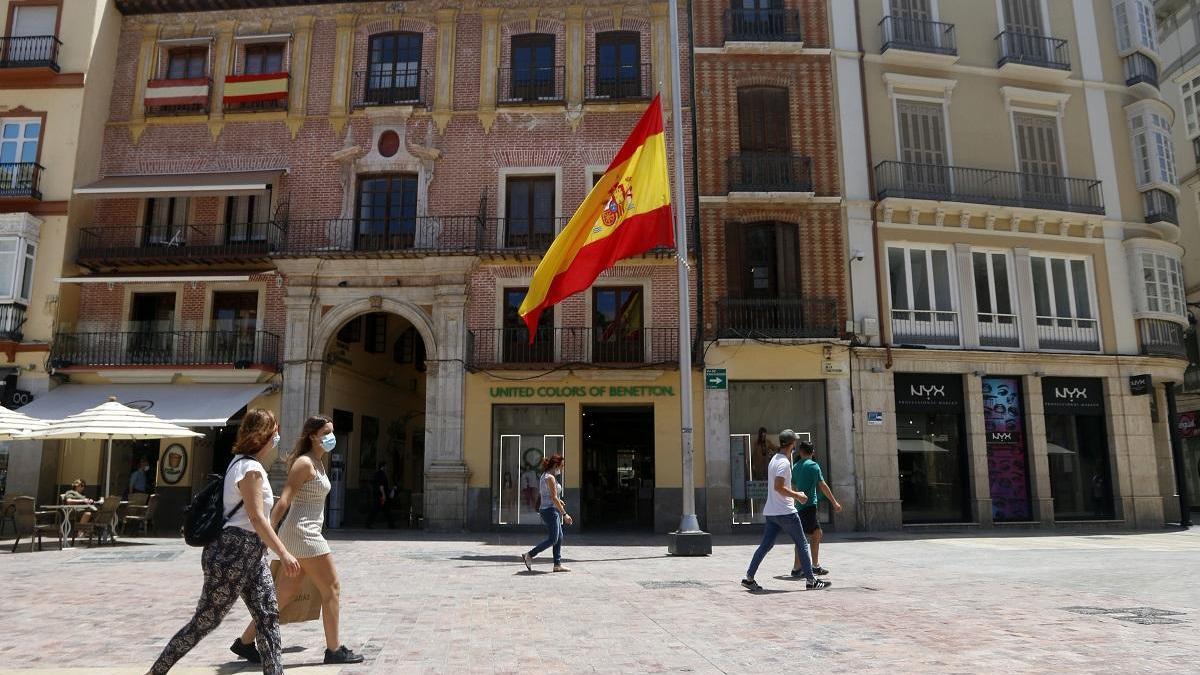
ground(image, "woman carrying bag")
xmin=520 ymin=454 xmax=572 ymax=572
xmin=232 ymin=415 xmax=365 ymax=665
xmin=148 ymin=410 xmax=300 ymax=675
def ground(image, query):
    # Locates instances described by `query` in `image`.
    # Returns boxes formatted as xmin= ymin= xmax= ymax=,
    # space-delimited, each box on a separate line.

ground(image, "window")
xmin=366 ymin=32 xmax=422 ymax=104
xmin=392 ymin=325 xmax=424 ymax=366
xmin=1181 ymin=73 xmax=1200 ymax=138
xmin=8 ymin=5 xmax=57 ymax=63
xmin=737 ymin=86 xmax=789 ymax=153
xmin=896 ymin=100 xmax=948 ymax=192
xmin=1128 ymin=107 xmax=1176 ymax=188
xmin=210 ymin=291 xmax=258 ymax=362
xmin=1002 ymin=0 xmax=1043 ymax=35
xmin=363 ymin=312 xmax=387 ymax=354
xmin=143 ymin=197 xmax=189 ymax=246
xmin=724 ymin=221 xmax=799 ymax=298
xmin=594 ymin=31 xmax=641 ymax=99
xmin=1140 ymin=252 xmax=1185 ymax=316
xmin=166 ymin=47 xmax=206 ymax=79
xmin=224 ymin=195 xmax=271 ymax=243
xmin=1014 ymin=113 xmax=1063 ymax=203
xmin=493 ymin=404 xmax=565 ymax=525
xmin=504 ymin=175 xmax=555 ymax=249
xmin=336 ymin=317 xmax=361 ymax=344
xmin=129 ymin=292 xmax=176 ymax=358
xmin=972 ymin=251 xmax=1018 ymax=347
xmin=887 ymin=245 xmax=958 ymax=344
xmin=1114 ymin=0 xmax=1157 ymax=53
xmin=887 ymin=0 xmax=937 ymax=48
xmin=243 ymin=44 xmax=285 ymax=75
xmin=593 ymin=286 xmax=644 ymax=363
xmin=0 ymin=237 xmax=35 ymax=304
xmin=1030 ymin=254 xmax=1098 ymax=350
xmin=502 ymin=287 xmax=553 ymax=363
xmin=510 ymin=34 xmax=556 ymax=101
xmin=356 ymin=173 xmax=418 ymax=251
xmin=0 ymin=118 xmax=39 ymax=193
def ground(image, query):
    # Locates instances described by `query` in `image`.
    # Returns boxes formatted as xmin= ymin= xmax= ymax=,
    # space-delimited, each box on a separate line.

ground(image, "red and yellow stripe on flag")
xmin=520 ymin=95 xmax=674 ymax=337
xmin=223 ymin=72 xmax=290 ymax=105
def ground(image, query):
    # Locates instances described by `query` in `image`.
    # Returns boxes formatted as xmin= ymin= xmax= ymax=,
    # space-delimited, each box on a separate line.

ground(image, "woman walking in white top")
xmin=520 ymin=454 xmax=572 ymax=572
xmin=148 ymin=409 xmax=300 ymax=675
xmin=232 ymin=415 xmax=364 ymax=665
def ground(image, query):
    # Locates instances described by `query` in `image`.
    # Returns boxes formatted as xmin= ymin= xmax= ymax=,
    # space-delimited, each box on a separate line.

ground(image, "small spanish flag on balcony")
xmin=223 ymin=72 xmax=289 ymax=106
xmin=520 ymin=95 xmax=674 ymax=339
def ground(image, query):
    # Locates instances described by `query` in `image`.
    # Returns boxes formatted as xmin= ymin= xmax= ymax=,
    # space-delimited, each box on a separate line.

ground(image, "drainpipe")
xmin=1165 ymin=382 xmax=1194 ymax=527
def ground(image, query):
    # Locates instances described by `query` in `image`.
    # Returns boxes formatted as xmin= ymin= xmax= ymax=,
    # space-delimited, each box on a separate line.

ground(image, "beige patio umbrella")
xmin=24 ymin=397 xmax=202 ymax=497
xmin=0 ymin=405 xmax=50 ymax=440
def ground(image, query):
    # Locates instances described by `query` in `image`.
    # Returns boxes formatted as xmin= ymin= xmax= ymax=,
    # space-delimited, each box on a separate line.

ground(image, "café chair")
xmin=72 ymin=496 xmax=121 ymax=546
xmin=0 ymin=495 xmax=18 ymax=537
xmin=10 ymin=497 xmax=59 ymax=552
xmin=122 ymin=494 xmax=158 ymax=536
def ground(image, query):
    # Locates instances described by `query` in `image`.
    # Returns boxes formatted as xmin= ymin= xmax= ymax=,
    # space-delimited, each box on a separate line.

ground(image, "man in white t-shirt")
xmin=740 ymin=429 xmax=831 ymax=591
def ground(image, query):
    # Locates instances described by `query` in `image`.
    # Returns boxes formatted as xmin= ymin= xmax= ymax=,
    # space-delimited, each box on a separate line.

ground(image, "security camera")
xmin=851 ymin=250 xmax=865 ymax=262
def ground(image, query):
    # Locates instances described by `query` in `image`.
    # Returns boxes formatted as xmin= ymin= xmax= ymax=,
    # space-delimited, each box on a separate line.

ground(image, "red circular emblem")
xmin=378 ymin=130 xmax=401 ymax=158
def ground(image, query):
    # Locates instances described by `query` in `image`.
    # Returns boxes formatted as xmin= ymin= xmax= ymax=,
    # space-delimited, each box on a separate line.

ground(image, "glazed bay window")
xmin=972 ymin=250 xmax=1019 ymax=348
xmin=1031 ymin=255 xmax=1099 ymax=351
xmin=1140 ymin=252 xmax=1185 ymax=317
xmin=888 ymin=245 xmax=958 ymax=346
xmin=0 ymin=236 xmax=33 ymax=339
xmin=1182 ymin=73 xmax=1200 ymax=138
xmin=1113 ymin=0 xmax=1157 ymax=54
xmin=1128 ymin=106 xmax=1177 ymax=189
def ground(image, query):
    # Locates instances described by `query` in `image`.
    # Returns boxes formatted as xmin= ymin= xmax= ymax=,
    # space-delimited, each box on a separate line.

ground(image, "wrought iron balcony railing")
xmin=77 ymin=221 xmax=286 ymax=268
xmin=1036 ymin=316 xmax=1100 ymax=352
xmin=727 ymin=153 xmax=814 ymax=193
xmin=723 ymin=8 xmax=802 ymax=42
xmin=716 ymin=298 xmax=840 ymax=339
xmin=891 ymin=309 xmax=960 ymax=346
xmin=584 ymin=63 xmax=651 ymax=102
xmin=50 ymin=330 xmax=282 ymax=370
xmin=1143 ymin=189 xmax=1178 ymax=225
xmin=498 ymin=66 xmax=565 ymax=105
xmin=0 ymin=35 xmax=61 ymax=70
xmin=351 ymin=68 xmax=430 ymax=108
xmin=977 ymin=312 xmax=1020 ymax=348
xmin=879 ymin=16 xmax=957 ymax=56
xmin=467 ymin=327 xmax=679 ymax=368
xmin=0 ymin=163 xmax=43 ymax=200
xmin=1124 ymin=52 xmax=1159 ymax=88
xmin=874 ymin=161 xmax=1104 ymax=215
xmin=1139 ymin=318 xmax=1188 ymax=359
xmin=996 ymin=31 xmax=1070 ymax=71
xmin=0 ymin=303 xmax=26 ymax=341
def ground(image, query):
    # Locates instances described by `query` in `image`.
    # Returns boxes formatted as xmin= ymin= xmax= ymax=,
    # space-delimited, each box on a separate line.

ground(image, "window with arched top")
xmin=366 ymin=32 xmax=423 ymax=105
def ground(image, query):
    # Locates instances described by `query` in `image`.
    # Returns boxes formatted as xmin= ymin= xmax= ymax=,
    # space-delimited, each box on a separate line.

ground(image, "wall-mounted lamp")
xmin=850 ymin=249 xmax=865 ymax=263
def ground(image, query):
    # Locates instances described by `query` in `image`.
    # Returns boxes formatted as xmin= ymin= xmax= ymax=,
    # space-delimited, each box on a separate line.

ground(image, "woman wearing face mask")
xmin=232 ymin=415 xmax=364 ymax=666
xmin=520 ymin=454 xmax=571 ymax=572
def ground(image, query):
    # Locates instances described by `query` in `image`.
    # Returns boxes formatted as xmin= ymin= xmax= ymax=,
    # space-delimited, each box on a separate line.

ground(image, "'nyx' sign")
xmin=987 ymin=431 xmax=1019 ymax=443
xmin=1042 ymin=377 xmax=1104 ymax=416
xmin=1129 ymin=374 xmax=1152 ymax=397
xmin=894 ymin=374 xmax=963 ymax=412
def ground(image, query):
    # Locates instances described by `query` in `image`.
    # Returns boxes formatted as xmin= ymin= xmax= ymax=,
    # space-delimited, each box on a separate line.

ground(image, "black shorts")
xmin=798 ymin=506 xmax=820 ymax=534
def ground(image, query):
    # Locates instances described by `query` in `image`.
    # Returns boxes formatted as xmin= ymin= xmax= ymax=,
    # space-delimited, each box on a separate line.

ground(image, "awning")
xmin=16 ymin=383 xmax=273 ymax=427
xmin=74 ymin=170 xmax=283 ymax=198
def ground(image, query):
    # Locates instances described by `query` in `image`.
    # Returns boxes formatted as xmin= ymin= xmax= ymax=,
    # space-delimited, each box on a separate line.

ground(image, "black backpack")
xmin=182 ymin=456 xmax=251 ymax=547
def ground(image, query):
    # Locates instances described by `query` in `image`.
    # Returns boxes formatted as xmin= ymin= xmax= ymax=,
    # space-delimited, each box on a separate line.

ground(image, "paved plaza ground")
xmin=0 ymin=526 xmax=1197 ymax=674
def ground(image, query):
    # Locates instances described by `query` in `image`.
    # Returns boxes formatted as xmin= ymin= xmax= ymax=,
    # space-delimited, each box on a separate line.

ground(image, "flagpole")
xmin=666 ymin=0 xmax=710 ymax=555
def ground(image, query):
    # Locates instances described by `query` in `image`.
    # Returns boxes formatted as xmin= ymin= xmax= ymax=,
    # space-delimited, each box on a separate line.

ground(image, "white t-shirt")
xmin=223 ymin=456 xmax=273 ymax=533
xmin=762 ymin=452 xmax=797 ymax=517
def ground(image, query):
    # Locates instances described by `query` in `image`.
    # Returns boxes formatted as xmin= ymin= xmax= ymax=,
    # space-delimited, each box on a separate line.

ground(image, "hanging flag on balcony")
xmin=519 ymin=94 xmax=673 ymax=340
xmin=223 ymin=72 xmax=289 ymax=106
xmin=144 ymin=77 xmax=210 ymax=108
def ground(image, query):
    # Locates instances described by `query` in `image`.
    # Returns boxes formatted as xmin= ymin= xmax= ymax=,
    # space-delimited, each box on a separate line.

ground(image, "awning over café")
xmin=16 ymin=383 xmax=273 ymax=427
xmin=74 ymin=170 xmax=283 ymax=199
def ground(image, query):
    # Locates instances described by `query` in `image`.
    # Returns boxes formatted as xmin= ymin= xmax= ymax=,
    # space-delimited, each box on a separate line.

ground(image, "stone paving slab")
xmin=1 ymin=528 xmax=1197 ymax=674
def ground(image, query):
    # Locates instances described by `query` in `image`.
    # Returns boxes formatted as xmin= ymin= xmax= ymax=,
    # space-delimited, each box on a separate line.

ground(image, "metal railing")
xmin=891 ymin=309 xmax=960 ymax=346
xmin=0 ymin=303 xmax=26 ymax=341
xmin=874 ymin=161 xmax=1104 ymax=215
xmin=1193 ymin=137 xmax=1200 ymax=165
xmin=468 ymin=326 xmax=679 ymax=368
xmin=282 ymin=216 xmax=477 ymax=255
xmin=1124 ymin=52 xmax=1158 ymax=88
xmin=144 ymin=77 xmax=211 ymax=116
xmin=77 ymin=221 xmax=286 ymax=266
xmin=716 ymin=298 xmax=840 ymax=339
xmin=1035 ymin=317 xmax=1100 ymax=352
xmin=996 ymin=31 xmax=1070 ymax=71
xmin=1185 ymin=364 xmax=1200 ymax=393
xmin=497 ymin=66 xmax=565 ymax=105
xmin=977 ymin=312 xmax=1020 ymax=348
xmin=584 ymin=63 xmax=651 ymax=102
xmin=0 ymin=35 xmax=61 ymax=70
xmin=352 ymin=68 xmax=430 ymax=108
xmin=50 ymin=330 xmax=282 ymax=370
xmin=1143 ymin=189 xmax=1178 ymax=225
xmin=723 ymin=8 xmax=802 ymax=42
xmin=727 ymin=153 xmax=813 ymax=192
xmin=1139 ymin=318 xmax=1187 ymax=359
xmin=0 ymin=163 xmax=43 ymax=199
xmin=879 ymin=16 xmax=957 ymax=55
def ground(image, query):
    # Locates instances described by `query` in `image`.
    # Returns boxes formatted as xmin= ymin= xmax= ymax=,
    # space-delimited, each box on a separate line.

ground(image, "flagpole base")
xmin=667 ymin=530 xmax=712 ymax=557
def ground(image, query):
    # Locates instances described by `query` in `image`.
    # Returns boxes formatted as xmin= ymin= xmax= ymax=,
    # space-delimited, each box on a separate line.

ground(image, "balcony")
xmin=874 ymin=161 xmax=1105 ymax=215
xmin=1193 ymin=137 xmax=1200 ymax=165
xmin=977 ymin=312 xmax=1020 ymax=348
xmin=467 ymin=327 xmax=679 ymax=369
xmin=1124 ymin=52 xmax=1159 ymax=89
xmin=727 ymin=153 xmax=813 ymax=193
xmin=76 ymin=222 xmax=285 ymax=270
xmin=1036 ymin=316 xmax=1100 ymax=352
xmin=282 ymin=216 xmax=476 ymax=257
xmin=0 ymin=303 xmax=26 ymax=341
xmin=723 ymin=8 xmax=802 ymax=42
xmin=0 ymin=163 xmax=43 ymax=200
xmin=1139 ymin=318 xmax=1187 ymax=359
xmin=996 ymin=31 xmax=1071 ymax=79
xmin=0 ymin=36 xmax=61 ymax=71
xmin=716 ymin=298 xmax=840 ymax=339
xmin=891 ymin=309 xmax=960 ymax=347
xmin=351 ymin=69 xmax=429 ymax=108
xmin=1143 ymin=189 xmax=1178 ymax=225
xmin=144 ymin=77 xmax=211 ymax=116
xmin=879 ymin=16 xmax=957 ymax=63
xmin=49 ymin=330 xmax=282 ymax=371
xmin=223 ymin=72 xmax=289 ymax=112
xmin=584 ymin=63 xmax=651 ymax=102
xmin=497 ymin=66 xmax=565 ymax=105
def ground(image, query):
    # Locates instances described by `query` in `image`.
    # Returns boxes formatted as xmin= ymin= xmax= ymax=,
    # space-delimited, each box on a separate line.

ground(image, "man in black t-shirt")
xmin=366 ymin=461 xmax=395 ymax=528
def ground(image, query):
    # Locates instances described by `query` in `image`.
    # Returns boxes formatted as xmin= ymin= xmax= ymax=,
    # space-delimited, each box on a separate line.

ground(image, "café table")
xmin=39 ymin=499 xmax=127 ymax=549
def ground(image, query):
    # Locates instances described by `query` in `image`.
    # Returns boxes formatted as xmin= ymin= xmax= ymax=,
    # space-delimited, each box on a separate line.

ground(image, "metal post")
xmin=1164 ymin=383 xmax=1193 ymax=527
xmin=666 ymin=0 xmax=710 ymax=555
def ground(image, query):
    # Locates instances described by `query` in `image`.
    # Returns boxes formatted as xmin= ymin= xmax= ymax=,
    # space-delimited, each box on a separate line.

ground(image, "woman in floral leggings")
xmin=148 ymin=410 xmax=300 ymax=674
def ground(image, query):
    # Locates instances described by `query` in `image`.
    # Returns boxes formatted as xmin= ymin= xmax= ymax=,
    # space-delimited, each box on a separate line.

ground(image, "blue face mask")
xmin=320 ymin=433 xmax=337 ymax=451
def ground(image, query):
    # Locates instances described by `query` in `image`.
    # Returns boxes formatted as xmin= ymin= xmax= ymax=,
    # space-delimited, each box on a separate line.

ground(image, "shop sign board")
xmin=1178 ymin=411 xmax=1199 ymax=438
xmin=1042 ymin=377 xmax=1105 ymax=416
xmin=866 ymin=411 xmax=884 ymax=425
xmin=1129 ymin=374 xmax=1152 ymax=396
xmin=489 ymin=385 xmax=675 ymax=399
xmin=893 ymin=373 xmax=964 ymax=412
xmin=704 ymin=369 xmax=727 ymax=390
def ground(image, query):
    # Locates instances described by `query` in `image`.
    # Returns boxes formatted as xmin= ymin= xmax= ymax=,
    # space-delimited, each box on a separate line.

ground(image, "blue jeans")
xmin=745 ymin=512 xmax=814 ymax=581
xmin=528 ymin=508 xmax=563 ymax=565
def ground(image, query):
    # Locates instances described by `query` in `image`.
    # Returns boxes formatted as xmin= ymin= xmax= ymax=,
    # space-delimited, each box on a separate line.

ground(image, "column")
xmin=565 ymin=5 xmax=585 ymax=111
xmin=963 ymin=374 xmax=993 ymax=525
xmin=1013 ymin=247 xmax=1039 ymax=350
xmin=1110 ymin=375 xmax=1165 ymax=528
xmin=130 ymin=24 xmax=160 ymax=143
xmin=433 ymin=8 xmax=457 ymax=133
xmin=825 ymin=377 xmax=859 ymax=531
xmin=328 ymin=14 xmax=356 ymax=134
xmin=208 ymin=21 xmax=236 ymax=138
xmin=1104 ymin=235 xmax=1138 ymax=355
xmin=477 ymin=8 xmax=502 ymax=131
xmin=1024 ymin=376 xmax=1056 ymax=526
xmin=278 ymin=295 xmax=319 ymax=491
xmin=287 ymin=15 xmax=315 ymax=138
xmin=424 ymin=290 xmax=470 ymax=531
xmin=702 ymin=387 xmax=731 ymax=534
xmin=955 ymin=243 xmax=979 ymax=349
xmin=858 ymin=364 xmax=902 ymax=529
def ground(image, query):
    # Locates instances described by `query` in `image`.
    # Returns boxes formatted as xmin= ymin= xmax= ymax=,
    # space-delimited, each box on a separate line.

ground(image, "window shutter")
xmin=775 ymin=222 xmax=800 ymax=297
xmin=725 ymin=221 xmax=746 ymax=298
xmin=890 ymin=0 xmax=932 ymax=21
xmin=1003 ymin=0 xmax=1043 ymax=34
xmin=1113 ymin=0 xmax=1131 ymax=52
xmin=737 ymin=87 xmax=789 ymax=152
xmin=897 ymin=101 xmax=946 ymax=166
xmin=1014 ymin=114 xmax=1061 ymax=177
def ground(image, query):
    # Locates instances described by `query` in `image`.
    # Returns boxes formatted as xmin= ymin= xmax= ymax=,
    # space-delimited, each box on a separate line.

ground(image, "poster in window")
xmin=982 ymin=377 xmax=1031 ymax=521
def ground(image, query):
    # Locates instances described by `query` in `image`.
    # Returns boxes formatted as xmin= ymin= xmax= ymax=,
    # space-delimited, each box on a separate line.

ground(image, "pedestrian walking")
xmin=148 ymin=409 xmax=300 ymax=675
xmin=740 ymin=429 xmax=831 ymax=592
xmin=790 ymin=441 xmax=841 ymax=577
xmin=520 ymin=454 xmax=572 ymax=572
xmin=233 ymin=415 xmax=365 ymax=666
xmin=365 ymin=461 xmax=394 ymax=529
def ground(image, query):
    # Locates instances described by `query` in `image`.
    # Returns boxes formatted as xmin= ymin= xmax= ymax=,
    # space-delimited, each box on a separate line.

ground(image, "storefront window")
xmin=493 ymin=405 xmax=565 ymax=525
xmin=983 ymin=377 xmax=1031 ymax=521
xmin=1179 ymin=413 xmax=1200 ymax=511
xmin=1043 ymin=377 xmax=1114 ymax=520
xmin=895 ymin=373 xmax=970 ymax=523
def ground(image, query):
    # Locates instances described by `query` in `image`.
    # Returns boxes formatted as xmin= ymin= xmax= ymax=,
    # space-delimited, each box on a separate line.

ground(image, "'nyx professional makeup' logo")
xmin=910 ymin=385 xmax=946 ymax=398
xmin=1054 ymin=387 xmax=1089 ymax=401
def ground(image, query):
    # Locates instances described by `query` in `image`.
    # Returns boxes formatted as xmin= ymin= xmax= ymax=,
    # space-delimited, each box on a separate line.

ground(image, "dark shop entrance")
xmin=581 ymin=405 xmax=654 ymax=530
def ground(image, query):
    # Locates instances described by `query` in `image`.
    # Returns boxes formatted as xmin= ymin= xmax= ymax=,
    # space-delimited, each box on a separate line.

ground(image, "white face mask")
xmin=272 ymin=433 xmax=281 ymax=449
xmin=320 ymin=433 xmax=337 ymax=451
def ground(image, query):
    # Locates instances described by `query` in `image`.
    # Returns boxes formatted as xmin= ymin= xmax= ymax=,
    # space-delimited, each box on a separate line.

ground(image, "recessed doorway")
xmin=581 ymin=405 xmax=654 ymax=530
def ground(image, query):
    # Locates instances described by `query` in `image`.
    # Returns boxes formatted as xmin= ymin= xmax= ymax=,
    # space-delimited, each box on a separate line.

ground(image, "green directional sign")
xmin=704 ymin=368 xmax=727 ymax=390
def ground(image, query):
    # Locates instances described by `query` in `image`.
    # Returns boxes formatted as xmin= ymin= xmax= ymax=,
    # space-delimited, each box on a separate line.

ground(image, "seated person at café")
xmin=62 ymin=479 xmax=96 ymax=523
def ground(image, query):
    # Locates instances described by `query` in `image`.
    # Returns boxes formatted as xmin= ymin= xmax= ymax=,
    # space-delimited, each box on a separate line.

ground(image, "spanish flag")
xmin=520 ymin=95 xmax=674 ymax=338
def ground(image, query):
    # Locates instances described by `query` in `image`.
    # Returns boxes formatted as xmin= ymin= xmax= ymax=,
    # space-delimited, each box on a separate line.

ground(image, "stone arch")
xmin=311 ymin=296 xmax=437 ymax=362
